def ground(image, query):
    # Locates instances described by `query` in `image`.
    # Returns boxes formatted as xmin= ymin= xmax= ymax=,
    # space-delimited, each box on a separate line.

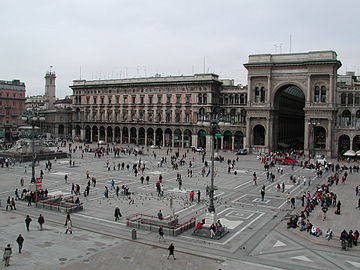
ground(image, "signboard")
xmin=36 ymin=177 xmax=43 ymax=191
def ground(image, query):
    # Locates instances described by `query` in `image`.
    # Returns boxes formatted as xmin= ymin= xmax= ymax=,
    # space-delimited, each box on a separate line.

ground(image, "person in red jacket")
xmin=189 ymin=190 xmax=194 ymax=202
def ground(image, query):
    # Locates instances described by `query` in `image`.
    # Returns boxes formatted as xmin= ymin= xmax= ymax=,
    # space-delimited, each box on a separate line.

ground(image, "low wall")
xmin=0 ymin=152 xmax=69 ymax=162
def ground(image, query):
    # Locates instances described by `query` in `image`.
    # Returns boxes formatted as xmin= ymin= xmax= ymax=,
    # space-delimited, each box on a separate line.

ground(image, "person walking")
xmin=38 ymin=214 xmax=45 ymax=230
xmin=261 ymin=185 xmax=265 ymax=201
xmin=11 ymin=198 xmax=16 ymax=210
xmin=25 ymin=215 xmax=32 ymax=231
xmin=158 ymin=226 xmax=165 ymax=242
xmin=3 ymin=244 xmax=12 ymax=267
xmin=65 ymin=213 xmax=71 ymax=226
xmin=65 ymin=219 xmax=73 ymax=234
xmin=6 ymin=196 xmax=12 ymax=211
xmin=322 ymin=205 xmax=328 ymax=221
xmin=197 ymin=190 xmax=201 ymax=203
xmin=16 ymin=234 xmax=24 ymax=253
xmin=114 ymin=207 xmax=122 ymax=221
xmin=336 ymin=200 xmax=342 ymax=215
xmin=167 ymin=243 xmax=176 ymax=260
xmin=64 ymin=174 xmax=68 ymax=184
xmin=157 ymin=209 xmax=163 ymax=220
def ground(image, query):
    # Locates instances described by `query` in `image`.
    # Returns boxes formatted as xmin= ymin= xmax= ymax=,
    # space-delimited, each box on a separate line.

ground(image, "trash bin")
xmin=131 ymin=229 xmax=137 ymax=240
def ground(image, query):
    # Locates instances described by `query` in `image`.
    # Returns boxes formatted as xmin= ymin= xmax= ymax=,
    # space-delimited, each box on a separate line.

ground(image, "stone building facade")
xmin=0 ymin=79 xmax=26 ymax=141
xmin=69 ymin=51 xmax=360 ymax=158
xmin=70 ymin=74 xmax=247 ymax=151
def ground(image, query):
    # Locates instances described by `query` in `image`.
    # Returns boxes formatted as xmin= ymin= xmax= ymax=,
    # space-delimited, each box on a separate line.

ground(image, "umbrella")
xmin=343 ymin=150 xmax=356 ymax=157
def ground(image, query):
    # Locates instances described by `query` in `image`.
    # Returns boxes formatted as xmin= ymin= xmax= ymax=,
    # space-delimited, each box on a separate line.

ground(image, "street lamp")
xmin=309 ymin=120 xmax=320 ymax=159
xmin=21 ymin=110 xmax=45 ymax=183
xmin=197 ymin=113 xmax=230 ymax=220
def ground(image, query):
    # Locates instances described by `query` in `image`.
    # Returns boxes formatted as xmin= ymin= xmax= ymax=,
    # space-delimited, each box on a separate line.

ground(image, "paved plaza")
xmin=0 ymin=143 xmax=359 ymax=270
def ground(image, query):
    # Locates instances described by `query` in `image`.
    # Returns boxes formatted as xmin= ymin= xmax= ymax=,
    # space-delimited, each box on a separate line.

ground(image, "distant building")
xmin=0 ymin=79 xmax=26 ymax=141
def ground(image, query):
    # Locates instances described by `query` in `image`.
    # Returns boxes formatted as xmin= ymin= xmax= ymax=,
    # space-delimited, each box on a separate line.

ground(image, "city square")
xmin=0 ymin=143 xmax=359 ymax=269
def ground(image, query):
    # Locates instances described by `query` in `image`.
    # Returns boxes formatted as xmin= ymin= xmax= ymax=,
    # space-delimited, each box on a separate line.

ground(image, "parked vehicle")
xmin=236 ymin=148 xmax=248 ymax=155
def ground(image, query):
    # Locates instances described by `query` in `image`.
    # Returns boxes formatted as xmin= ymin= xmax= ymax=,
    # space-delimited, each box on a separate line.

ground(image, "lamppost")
xmin=21 ymin=110 xmax=45 ymax=183
xmin=198 ymin=113 xmax=230 ymax=220
xmin=309 ymin=120 xmax=320 ymax=159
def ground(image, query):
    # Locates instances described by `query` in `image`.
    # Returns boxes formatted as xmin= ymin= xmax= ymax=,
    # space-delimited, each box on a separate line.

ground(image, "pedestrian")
xmin=25 ymin=215 xmax=32 ymax=231
xmin=16 ymin=234 xmax=24 ymax=253
xmin=114 ymin=207 xmax=122 ymax=221
xmin=261 ymin=185 xmax=265 ymax=201
xmin=38 ymin=214 xmax=45 ymax=230
xmin=64 ymin=174 xmax=68 ymax=183
xmin=167 ymin=243 xmax=176 ymax=260
xmin=20 ymin=177 xmax=24 ymax=186
xmin=65 ymin=219 xmax=73 ymax=234
xmin=322 ymin=205 xmax=328 ymax=221
xmin=6 ymin=196 xmax=12 ymax=211
xmin=11 ymin=198 xmax=16 ymax=210
xmin=158 ymin=226 xmax=164 ymax=242
xmin=65 ymin=213 xmax=71 ymax=226
xmin=157 ymin=209 xmax=163 ymax=220
xmin=336 ymin=200 xmax=341 ymax=215
xmin=189 ymin=190 xmax=194 ymax=202
xmin=197 ymin=190 xmax=201 ymax=203
xmin=3 ymin=244 xmax=12 ymax=267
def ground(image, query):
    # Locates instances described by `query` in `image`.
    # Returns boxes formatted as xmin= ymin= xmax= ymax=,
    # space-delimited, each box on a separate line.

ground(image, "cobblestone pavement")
xmin=0 ymin=143 xmax=359 ymax=270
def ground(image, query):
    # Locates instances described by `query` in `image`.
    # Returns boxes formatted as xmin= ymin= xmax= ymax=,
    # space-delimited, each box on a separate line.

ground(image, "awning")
xmin=198 ymin=130 xmax=207 ymax=137
xmin=343 ymin=150 xmax=356 ymax=157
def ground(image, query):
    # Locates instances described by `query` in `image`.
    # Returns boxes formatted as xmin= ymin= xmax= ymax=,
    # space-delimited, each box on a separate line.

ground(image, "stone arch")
xmin=353 ymin=135 xmax=360 ymax=152
xmin=85 ymin=125 xmax=91 ymax=142
xmin=122 ymin=127 xmax=129 ymax=143
xmin=75 ymin=125 xmax=81 ymax=136
xmin=138 ymin=127 xmax=145 ymax=145
xmin=174 ymin=129 xmax=182 ymax=148
xmin=147 ymin=128 xmax=154 ymax=146
xmin=99 ymin=126 xmax=105 ymax=141
xmin=183 ymin=129 xmax=192 ymax=148
xmin=253 ymin=125 xmax=265 ymax=146
xmin=92 ymin=126 xmax=98 ymax=142
xmin=107 ymin=126 xmax=113 ymax=143
xmin=234 ymin=130 xmax=244 ymax=149
xmin=130 ymin=127 xmax=137 ymax=144
xmin=114 ymin=126 xmax=121 ymax=143
xmin=338 ymin=134 xmax=350 ymax=155
xmin=155 ymin=128 xmax=163 ymax=146
xmin=164 ymin=128 xmax=172 ymax=147
xmin=223 ymin=130 xmax=232 ymax=149
xmin=58 ymin=124 xmax=64 ymax=136
xmin=197 ymin=129 xmax=207 ymax=148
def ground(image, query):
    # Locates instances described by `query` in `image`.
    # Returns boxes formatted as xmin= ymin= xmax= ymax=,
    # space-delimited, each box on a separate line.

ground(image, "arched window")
xmin=255 ymin=87 xmax=260 ymax=103
xmin=320 ymin=86 xmax=327 ymax=103
xmin=342 ymin=110 xmax=351 ymax=127
xmin=235 ymin=94 xmax=239 ymax=104
xmin=229 ymin=95 xmax=234 ymax=104
xmin=314 ymin=86 xmax=320 ymax=102
xmin=203 ymin=94 xmax=207 ymax=104
xmin=348 ymin=93 xmax=354 ymax=105
xmin=240 ymin=109 xmax=246 ymax=123
xmin=224 ymin=95 xmax=229 ymax=104
xmin=340 ymin=93 xmax=347 ymax=105
xmin=230 ymin=109 xmax=236 ymax=122
xmin=240 ymin=94 xmax=245 ymax=104
xmin=198 ymin=94 xmax=203 ymax=104
xmin=260 ymin=87 xmax=265 ymax=103
xmin=199 ymin=107 xmax=206 ymax=121
xmin=355 ymin=94 xmax=360 ymax=105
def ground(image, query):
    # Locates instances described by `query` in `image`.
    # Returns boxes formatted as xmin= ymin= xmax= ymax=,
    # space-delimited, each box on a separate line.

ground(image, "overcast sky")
xmin=1 ymin=0 xmax=359 ymax=98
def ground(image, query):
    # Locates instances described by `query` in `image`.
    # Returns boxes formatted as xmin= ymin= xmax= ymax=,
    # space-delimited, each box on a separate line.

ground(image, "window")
xmin=314 ymin=85 xmax=326 ymax=103
xmin=355 ymin=94 xmax=360 ymax=105
xmin=340 ymin=93 xmax=346 ymax=105
xmin=198 ymin=107 xmax=205 ymax=121
xmin=176 ymin=95 xmax=181 ymax=104
xmin=175 ymin=111 xmax=181 ymax=122
xmin=132 ymin=96 xmax=136 ymax=104
xmin=108 ymin=96 xmax=112 ymax=104
xmin=115 ymin=112 xmax=118 ymax=121
xmin=157 ymin=95 xmax=162 ymax=104
xmin=166 ymin=112 xmax=171 ymax=122
xmin=229 ymin=95 xmax=234 ymax=104
xmin=235 ymin=94 xmax=239 ymax=104
xmin=185 ymin=112 xmax=191 ymax=123
xmin=166 ymin=94 xmax=171 ymax=104
xmin=203 ymin=94 xmax=207 ymax=104
xmin=123 ymin=110 xmax=128 ymax=121
xmin=148 ymin=95 xmax=153 ymax=104
xmin=140 ymin=96 xmax=144 ymax=104
xmin=101 ymin=97 xmax=104 ymax=105
xmin=148 ymin=110 xmax=153 ymax=122
xmin=93 ymin=112 xmax=97 ymax=121
xmin=198 ymin=94 xmax=203 ymax=104
xmin=108 ymin=111 xmax=112 ymax=121
xmin=123 ymin=96 xmax=128 ymax=104
xmin=86 ymin=96 xmax=90 ymax=104
xmin=156 ymin=111 xmax=162 ymax=122
xmin=186 ymin=95 xmax=191 ymax=104
xmin=348 ymin=93 xmax=354 ymax=105
xmin=116 ymin=96 xmax=120 ymax=104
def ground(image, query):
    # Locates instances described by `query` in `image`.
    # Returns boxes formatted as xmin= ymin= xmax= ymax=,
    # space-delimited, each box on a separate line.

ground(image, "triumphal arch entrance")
xmin=244 ymin=51 xmax=341 ymax=157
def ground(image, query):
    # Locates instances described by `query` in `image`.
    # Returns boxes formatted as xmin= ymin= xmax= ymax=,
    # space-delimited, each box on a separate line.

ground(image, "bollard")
xmin=131 ymin=229 xmax=137 ymax=240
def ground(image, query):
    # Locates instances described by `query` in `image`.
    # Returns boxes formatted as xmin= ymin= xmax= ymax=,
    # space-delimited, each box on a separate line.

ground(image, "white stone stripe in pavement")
xmin=73 ymin=213 xmax=126 ymax=226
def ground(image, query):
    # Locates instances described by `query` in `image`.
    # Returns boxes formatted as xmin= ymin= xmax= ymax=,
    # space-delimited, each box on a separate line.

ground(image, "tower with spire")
xmin=45 ymin=66 xmax=56 ymax=109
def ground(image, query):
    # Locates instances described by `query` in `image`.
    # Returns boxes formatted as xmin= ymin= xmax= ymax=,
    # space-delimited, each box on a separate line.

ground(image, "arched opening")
xmin=253 ymin=125 xmax=265 ymax=145
xmin=155 ymin=128 xmax=163 ymax=146
xmin=92 ymin=126 xmax=98 ymax=142
xmin=138 ymin=127 xmax=145 ymax=145
xmin=75 ymin=125 xmax=81 ymax=136
xmin=164 ymin=128 xmax=172 ymax=147
xmin=356 ymin=110 xmax=360 ymax=128
xmin=338 ymin=135 xmax=350 ymax=155
xmin=341 ymin=110 xmax=351 ymax=127
xmin=130 ymin=127 xmax=137 ymax=144
xmin=234 ymin=131 xmax=244 ymax=149
xmin=314 ymin=126 xmax=326 ymax=150
xmin=107 ymin=126 xmax=113 ymax=143
xmin=99 ymin=126 xmax=105 ymax=141
xmin=122 ymin=127 xmax=129 ymax=143
xmin=85 ymin=126 xmax=91 ymax=142
xmin=340 ymin=93 xmax=347 ymax=105
xmin=353 ymin=135 xmax=360 ymax=152
xmin=223 ymin=130 xmax=232 ymax=150
xmin=58 ymin=124 xmax=64 ymax=136
xmin=114 ymin=126 xmax=121 ymax=143
xmin=198 ymin=130 xmax=207 ymax=148
xmin=183 ymin=129 xmax=192 ymax=148
xmin=274 ymin=85 xmax=305 ymax=150
xmin=147 ymin=128 xmax=154 ymax=146
xmin=174 ymin=129 xmax=182 ymax=148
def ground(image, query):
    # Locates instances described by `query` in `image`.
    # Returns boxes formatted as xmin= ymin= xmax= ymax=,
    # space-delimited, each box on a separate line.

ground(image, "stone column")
xmin=329 ymin=74 xmax=334 ymax=105
xmin=231 ymin=135 xmax=235 ymax=151
xmin=145 ymin=132 xmax=148 ymax=146
xmin=80 ymin=128 xmax=85 ymax=141
xmin=112 ymin=128 xmax=115 ymax=143
xmin=206 ymin=135 xmax=212 ymax=152
xmin=245 ymin=118 xmax=251 ymax=151
xmin=306 ymin=75 xmax=311 ymax=105
xmin=326 ymin=121 xmax=332 ymax=157
xmin=304 ymin=119 xmax=310 ymax=156
xmin=105 ymin=128 xmax=108 ymax=143
xmin=162 ymin=132 xmax=165 ymax=147
xmin=220 ymin=137 xmax=224 ymax=150
xmin=90 ymin=127 xmax=93 ymax=142
xmin=192 ymin=134 xmax=197 ymax=147
xmin=247 ymin=75 xmax=252 ymax=106
xmin=120 ymin=128 xmax=123 ymax=144
xmin=267 ymin=76 xmax=271 ymax=104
